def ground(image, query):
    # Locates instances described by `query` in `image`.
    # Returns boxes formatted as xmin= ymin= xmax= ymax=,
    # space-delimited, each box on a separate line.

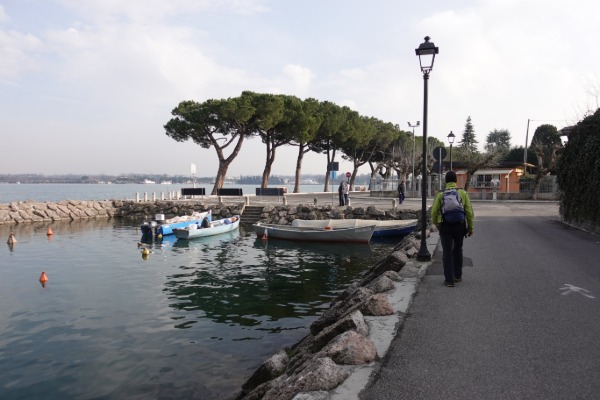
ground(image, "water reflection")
xmin=162 ymin=229 xmax=381 ymax=331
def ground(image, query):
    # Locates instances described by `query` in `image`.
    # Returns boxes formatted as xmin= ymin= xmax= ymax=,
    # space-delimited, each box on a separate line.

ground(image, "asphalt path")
xmin=361 ymin=201 xmax=600 ymax=400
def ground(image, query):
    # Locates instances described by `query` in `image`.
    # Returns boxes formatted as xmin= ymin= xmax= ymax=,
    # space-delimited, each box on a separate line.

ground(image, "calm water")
xmin=0 ymin=183 xmax=326 ymax=203
xmin=0 ymin=217 xmax=392 ymax=399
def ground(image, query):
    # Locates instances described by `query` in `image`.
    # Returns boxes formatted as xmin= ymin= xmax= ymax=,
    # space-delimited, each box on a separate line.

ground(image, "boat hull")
xmin=291 ymin=218 xmax=417 ymax=238
xmin=252 ymin=223 xmax=375 ymax=243
xmin=174 ymin=216 xmax=240 ymax=239
xmin=141 ymin=211 xmax=212 ymax=236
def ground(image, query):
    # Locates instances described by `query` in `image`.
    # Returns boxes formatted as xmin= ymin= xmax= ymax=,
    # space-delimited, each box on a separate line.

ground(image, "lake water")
xmin=0 ymin=185 xmax=394 ymax=399
xmin=0 ymin=183 xmax=327 ymax=204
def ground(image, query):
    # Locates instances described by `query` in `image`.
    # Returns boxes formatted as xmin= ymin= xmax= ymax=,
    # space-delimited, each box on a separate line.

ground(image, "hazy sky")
xmin=1 ymin=0 xmax=598 ymax=178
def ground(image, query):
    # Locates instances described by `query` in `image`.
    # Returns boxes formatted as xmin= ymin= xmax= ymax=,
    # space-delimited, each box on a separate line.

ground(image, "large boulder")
xmin=320 ymin=330 xmax=377 ymax=365
xmin=261 ymin=357 xmax=349 ymax=400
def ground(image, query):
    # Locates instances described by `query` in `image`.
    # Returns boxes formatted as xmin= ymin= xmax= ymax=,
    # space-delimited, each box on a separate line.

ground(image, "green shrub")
xmin=557 ymin=109 xmax=600 ymax=232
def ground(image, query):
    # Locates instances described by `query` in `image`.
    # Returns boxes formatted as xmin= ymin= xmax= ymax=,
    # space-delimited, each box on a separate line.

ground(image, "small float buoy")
xmin=157 ymin=233 xmax=163 ymax=239
xmin=7 ymin=232 xmax=17 ymax=244
xmin=39 ymin=272 xmax=48 ymax=283
xmin=47 ymin=227 xmax=53 ymax=236
xmin=141 ymin=248 xmax=150 ymax=256
xmin=324 ymin=226 xmax=332 ymax=230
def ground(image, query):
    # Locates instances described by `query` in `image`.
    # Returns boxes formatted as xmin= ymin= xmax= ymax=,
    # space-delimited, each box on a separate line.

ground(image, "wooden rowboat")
xmin=252 ymin=222 xmax=375 ymax=243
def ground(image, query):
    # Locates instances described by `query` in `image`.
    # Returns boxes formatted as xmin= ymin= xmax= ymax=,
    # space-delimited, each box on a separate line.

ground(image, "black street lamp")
xmin=415 ymin=36 xmax=438 ymax=262
xmin=407 ymin=121 xmax=420 ymax=192
xmin=447 ymin=131 xmax=455 ymax=170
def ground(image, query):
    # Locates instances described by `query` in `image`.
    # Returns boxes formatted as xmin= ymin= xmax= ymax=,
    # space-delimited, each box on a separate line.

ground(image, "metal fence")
xmin=370 ymin=175 xmax=558 ymax=195
xmin=519 ymin=176 xmax=557 ymax=193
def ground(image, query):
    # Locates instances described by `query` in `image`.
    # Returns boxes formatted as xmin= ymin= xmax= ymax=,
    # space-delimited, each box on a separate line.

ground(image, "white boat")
xmin=291 ymin=218 xmax=417 ymax=238
xmin=141 ymin=210 xmax=212 ymax=236
xmin=173 ymin=216 xmax=240 ymax=239
xmin=252 ymin=222 xmax=376 ymax=243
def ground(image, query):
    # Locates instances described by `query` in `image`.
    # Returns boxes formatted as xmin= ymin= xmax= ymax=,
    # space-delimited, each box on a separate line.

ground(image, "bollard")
xmin=161 ymin=192 xmax=165 ymax=201
xmin=283 ymin=196 xmax=288 ymax=206
xmin=136 ymin=193 xmax=140 ymax=202
xmin=392 ymin=199 xmax=397 ymax=210
xmin=144 ymin=192 xmax=148 ymax=202
xmin=314 ymin=198 xmax=318 ymax=205
xmin=244 ymin=195 xmax=250 ymax=206
xmin=347 ymin=198 xmax=351 ymax=206
xmin=218 ymin=196 xmax=223 ymax=203
xmin=152 ymin=192 xmax=156 ymax=201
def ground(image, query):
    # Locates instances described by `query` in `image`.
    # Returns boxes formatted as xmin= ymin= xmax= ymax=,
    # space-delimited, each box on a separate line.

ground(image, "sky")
xmin=1 ymin=0 xmax=599 ymax=179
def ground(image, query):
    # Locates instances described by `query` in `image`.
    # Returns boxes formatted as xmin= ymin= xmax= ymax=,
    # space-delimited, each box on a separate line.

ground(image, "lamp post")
xmin=407 ymin=121 xmax=420 ymax=193
xmin=415 ymin=36 xmax=438 ymax=262
xmin=447 ymin=131 xmax=455 ymax=171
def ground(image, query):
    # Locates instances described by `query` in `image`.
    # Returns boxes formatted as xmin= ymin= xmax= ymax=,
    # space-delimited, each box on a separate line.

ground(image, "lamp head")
xmin=447 ymin=131 xmax=455 ymax=144
xmin=415 ymin=36 xmax=439 ymax=74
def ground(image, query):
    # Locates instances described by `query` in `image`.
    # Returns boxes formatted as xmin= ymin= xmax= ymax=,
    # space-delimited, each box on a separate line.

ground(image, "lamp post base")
xmin=416 ymin=242 xmax=431 ymax=261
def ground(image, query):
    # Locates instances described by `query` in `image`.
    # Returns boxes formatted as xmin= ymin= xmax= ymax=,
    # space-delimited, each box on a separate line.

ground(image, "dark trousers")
xmin=439 ymin=222 xmax=466 ymax=283
xmin=339 ymin=192 xmax=344 ymax=206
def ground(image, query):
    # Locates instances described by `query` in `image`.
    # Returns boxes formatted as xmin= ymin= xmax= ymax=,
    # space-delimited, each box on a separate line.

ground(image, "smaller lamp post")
xmin=447 ymin=131 xmax=455 ymax=171
xmin=408 ymin=121 xmax=420 ymax=192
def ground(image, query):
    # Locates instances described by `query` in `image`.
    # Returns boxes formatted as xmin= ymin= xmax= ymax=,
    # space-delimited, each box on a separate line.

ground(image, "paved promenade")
xmin=356 ymin=200 xmax=600 ymax=400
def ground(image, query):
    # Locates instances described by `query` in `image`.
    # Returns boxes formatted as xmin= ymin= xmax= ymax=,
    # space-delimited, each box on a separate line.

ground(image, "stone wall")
xmin=260 ymin=203 xmax=420 ymax=225
xmin=0 ymin=200 xmax=245 ymax=225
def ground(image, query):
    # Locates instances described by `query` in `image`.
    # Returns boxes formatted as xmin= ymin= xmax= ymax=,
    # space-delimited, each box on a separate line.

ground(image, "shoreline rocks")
xmin=229 ymin=235 xmax=425 ymax=400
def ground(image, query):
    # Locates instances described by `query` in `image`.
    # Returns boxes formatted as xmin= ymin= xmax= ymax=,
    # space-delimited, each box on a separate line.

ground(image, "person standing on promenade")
xmin=431 ymin=171 xmax=474 ymax=287
xmin=338 ymin=181 xmax=345 ymax=206
xmin=398 ymin=180 xmax=405 ymax=204
xmin=343 ymin=181 xmax=350 ymax=206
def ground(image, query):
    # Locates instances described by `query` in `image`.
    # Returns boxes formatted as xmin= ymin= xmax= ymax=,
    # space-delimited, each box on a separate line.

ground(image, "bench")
xmin=255 ymin=188 xmax=285 ymax=196
xmin=256 ymin=187 xmax=286 ymax=202
xmin=216 ymin=188 xmax=243 ymax=196
xmin=181 ymin=188 xmax=206 ymax=197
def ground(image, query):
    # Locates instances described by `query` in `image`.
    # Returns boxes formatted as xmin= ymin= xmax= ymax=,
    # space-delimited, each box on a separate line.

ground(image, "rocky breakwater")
xmin=0 ymin=200 xmax=245 ymax=225
xmin=230 ymin=234 xmax=426 ymax=400
xmin=259 ymin=203 xmax=421 ymax=226
xmin=115 ymin=200 xmax=244 ymax=221
xmin=0 ymin=200 xmax=118 ymax=224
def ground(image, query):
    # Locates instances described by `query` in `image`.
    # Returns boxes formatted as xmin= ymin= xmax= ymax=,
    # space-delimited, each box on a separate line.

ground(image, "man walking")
xmin=338 ymin=181 xmax=345 ymax=206
xmin=398 ymin=180 xmax=405 ymax=204
xmin=431 ymin=171 xmax=474 ymax=287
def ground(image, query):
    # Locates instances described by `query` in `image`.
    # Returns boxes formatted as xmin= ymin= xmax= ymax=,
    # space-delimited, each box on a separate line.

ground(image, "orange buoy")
xmin=39 ymin=272 xmax=48 ymax=283
xmin=47 ymin=227 xmax=53 ymax=236
xmin=324 ymin=226 xmax=332 ymax=230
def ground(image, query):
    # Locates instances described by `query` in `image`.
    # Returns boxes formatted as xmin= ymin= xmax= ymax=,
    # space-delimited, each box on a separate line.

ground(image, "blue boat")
xmin=141 ymin=210 xmax=212 ymax=236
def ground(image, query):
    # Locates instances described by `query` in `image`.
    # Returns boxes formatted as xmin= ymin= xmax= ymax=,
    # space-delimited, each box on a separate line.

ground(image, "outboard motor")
xmin=140 ymin=222 xmax=153 ymax=236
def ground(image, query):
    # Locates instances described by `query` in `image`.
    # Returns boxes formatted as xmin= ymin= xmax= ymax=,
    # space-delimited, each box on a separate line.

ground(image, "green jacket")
xmin=431 ymin=182 xmax=475 ymax=232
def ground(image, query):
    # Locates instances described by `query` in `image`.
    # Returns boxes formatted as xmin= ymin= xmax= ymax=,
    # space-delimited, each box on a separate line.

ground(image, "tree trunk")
xmin=261 ymin=140 xmax=276 ymax=188
xmin=211 ymin=161 xmax=229 ymax=195
xmin=323 ymin=148 xmax=336 ymax=192
xmin=293 ymin=144 xmax=306 ymax=193
xmin=464 ymin=172 xmax=472 ymax=191
xmin=532 ymin=171 xmax=544 ymax=200
xmin=210 ymin=132 xmax=246 ymax=195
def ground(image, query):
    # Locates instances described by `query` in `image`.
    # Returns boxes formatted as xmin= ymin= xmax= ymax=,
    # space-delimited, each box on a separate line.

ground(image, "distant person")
xmin=343 ymin=182 xmax=350 ymax=206
xmin=338 ymin=181 xmax=345 ymax=206
xmin=398 ymin=181 xmax=405 ymax=204
xmin=431 ymin=171 xmax=474 ymax=287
